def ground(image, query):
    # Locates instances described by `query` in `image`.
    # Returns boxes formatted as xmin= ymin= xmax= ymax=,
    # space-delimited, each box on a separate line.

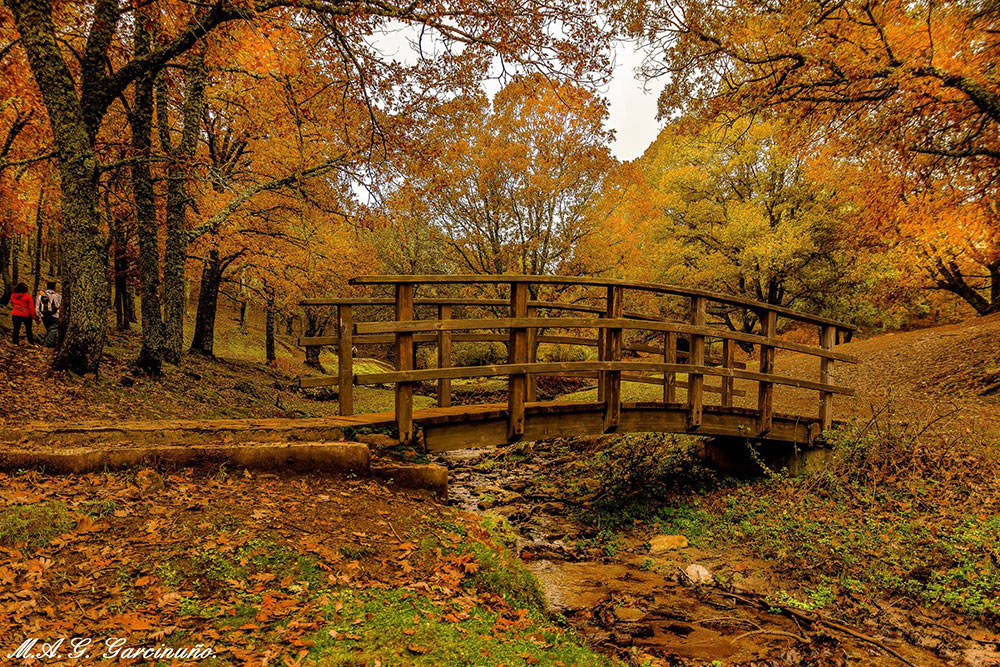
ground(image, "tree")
xmin=632 ymin=0 xmax=1000 ymax=314
xmin=2 ymin=0 xmax=610 ymax=374
xmin=617 ymin=120 xmax=903 ymax=331
xmin=404 ymin=75 xmax=619 ymax=290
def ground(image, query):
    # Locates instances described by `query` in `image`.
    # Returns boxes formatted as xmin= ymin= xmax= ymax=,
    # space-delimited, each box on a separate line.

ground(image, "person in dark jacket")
xmin=10 ymin=283 xmax=40 ymax=345
xmin=36 ymin=281 xmax=62 ymax=348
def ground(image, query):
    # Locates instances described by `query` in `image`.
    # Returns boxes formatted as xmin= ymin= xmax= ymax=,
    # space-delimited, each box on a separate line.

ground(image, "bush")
xmin=593 ymin=433 xmax=718 ymax=506
xmin=538 ymin=343 xmax=593 ymax=363
xmin=452 ymin=341 xmax=508 ymax=367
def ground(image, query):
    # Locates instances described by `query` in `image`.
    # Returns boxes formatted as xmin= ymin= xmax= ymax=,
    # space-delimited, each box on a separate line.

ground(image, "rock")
xmin=616 ymin=622 xmax=654 ymax=638
xmin=233 ymin=380 xmax=258 ymax=396
xmin=649 ymin=534 xmax=689 ymax=554
xmin=540 ymin=501 xmax=567 ymax=514
xmin=684 ymin=563 xmax=713 ymax=585
xmin=505 ymin=479 xmax=529 ymax=492
xmin=355 ymin=433 xmax=398 ymax=449
xmin=372 ymin=462 xmax=448 ymax=496
xmin=135 ymin=469 xmax=165 ymax=492
xmin=613 ymin=606 xmax=646 ymax=622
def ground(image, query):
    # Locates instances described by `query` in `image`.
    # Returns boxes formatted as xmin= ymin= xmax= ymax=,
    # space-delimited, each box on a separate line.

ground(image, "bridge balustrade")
xmin=299 ymin=275 xmax=856 ymax=447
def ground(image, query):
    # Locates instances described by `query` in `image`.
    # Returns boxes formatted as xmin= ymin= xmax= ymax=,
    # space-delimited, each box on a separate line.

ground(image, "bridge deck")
xmin=0 ymin=401 xmax=819 ymax=452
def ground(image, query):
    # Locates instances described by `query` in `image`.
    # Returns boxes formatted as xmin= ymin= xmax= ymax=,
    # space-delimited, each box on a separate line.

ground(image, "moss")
xmin=0 ymin=501 xmax=74 ymax=547
xmin=309 ymin=588 xmax=612 ymax=666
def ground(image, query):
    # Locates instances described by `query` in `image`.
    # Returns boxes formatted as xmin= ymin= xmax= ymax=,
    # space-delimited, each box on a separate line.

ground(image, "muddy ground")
xmin=438 ymin=440 xmax=1000 ymax=667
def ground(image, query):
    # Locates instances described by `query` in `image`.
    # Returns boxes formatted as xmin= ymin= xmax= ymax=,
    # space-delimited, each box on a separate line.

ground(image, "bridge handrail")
xmin=349 ymin=317 xmax=857 ymax=362
xmin=348 ymin=274 xmax=857 ymax=332
xmin=299 ymin=275 xmax=856 ymax=441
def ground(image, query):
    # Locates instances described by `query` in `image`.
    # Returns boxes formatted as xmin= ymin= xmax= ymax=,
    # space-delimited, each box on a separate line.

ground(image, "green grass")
xmin=308 ymin=588 xmax=611 ymax=666
xmin=0 ymin=501 xmax=74 ymax=547
xmin=555 ymin=377 xmax=689 ymax=403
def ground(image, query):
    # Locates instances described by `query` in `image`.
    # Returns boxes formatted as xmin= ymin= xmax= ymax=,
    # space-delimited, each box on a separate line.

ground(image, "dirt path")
xmin=757 ymin=314 xmax=1000 ymax=438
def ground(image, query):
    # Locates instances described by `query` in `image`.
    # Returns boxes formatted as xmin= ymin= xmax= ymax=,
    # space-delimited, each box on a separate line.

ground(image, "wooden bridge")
xmin=298 ymin=275 xmax=857 ymax=453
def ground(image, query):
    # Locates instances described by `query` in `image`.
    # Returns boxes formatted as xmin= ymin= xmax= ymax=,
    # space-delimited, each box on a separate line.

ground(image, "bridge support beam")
xmin=507 ymin=282 xmax=529 ymax=441
xmin=337 ymin=304 xmax=354 ymax=416
xmin=395 ymin=284 xmax=415 ymax=444
xmin=687 ymin=296 xmax=706 ymax=429
xmin=702 ymin=436 xmax=834 ymax=477
xmin=603 ymin=286 xmax=623 ymax=431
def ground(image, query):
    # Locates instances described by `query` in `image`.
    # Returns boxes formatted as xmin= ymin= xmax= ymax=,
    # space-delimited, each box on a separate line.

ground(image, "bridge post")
xmin=508 ymin=282 xmax=529 ymax=440
xmin=437 ymin=304 xmax=452 ymax=408
xmin=819 ymin=324 xmax=835 ymax=431
xmin=526 ymin=305 xmax=538 ymax=402
xmin=721 ymin=338 xmax=735 ymax=408
xmin=663 ymin=331 xmax=677 ymax=403
xmin=596 ymin=313 xmax=606 ymax=403
xmin=337 ymin=304 xmax=354 ymax=416
xmin=757 ymin=309 xmax=777 ymax=435
xmin=688 ymin=296 xmax=706 ymax=428
xmin=604 ymin=286 xmax=623 ymax=431
xmin=395 ymin=284 xmax=415 ymax=443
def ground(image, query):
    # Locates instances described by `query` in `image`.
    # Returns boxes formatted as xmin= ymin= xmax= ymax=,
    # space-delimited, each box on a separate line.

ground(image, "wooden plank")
xmin=596 ymin=314 xmax=606 ymax=403
xmin=664 ymin=331 xmax=677 ymax=403
xmin=758 ymin=310 xmax=777 ymax=436
xmin=395 ymin=284 xmax=414 ymax=444
xmin=355 ymin=317 xmax=857 ymax=362
xmin=302 ymin=296 xmax=663 ymax=321
xmin=437 ymin=304 xmax=452 ymax=408
xmin=508 ymin=283 xmax=529 ymax=440
xmin=526 ymin=306 xmax=538 ymax=402
xmin=819 ymin=324 xmax=836 ymax=431
xmin=337 ymin=305 xmax=354 ymax=416
xmin=688 ymin=297 xmax=706 ymax=429
xmin=721 ymin=338 xmax=735 ymax=408
xmin=352 ymin=361 xmax=854 ymax=395
xmin=348 ymin=275 xmax=857 ymax=331
xmin=604 ymin=286 xmax=623 ymax=430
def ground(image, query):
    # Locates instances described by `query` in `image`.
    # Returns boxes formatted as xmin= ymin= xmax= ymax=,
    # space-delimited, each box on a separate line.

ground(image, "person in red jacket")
xmin=10 ymin=283 xmax=41 ymax=345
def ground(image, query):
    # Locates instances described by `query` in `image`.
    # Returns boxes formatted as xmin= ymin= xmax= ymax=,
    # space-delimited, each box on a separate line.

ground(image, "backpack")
xmin=39 ymin=293 xmax=56 ymax=318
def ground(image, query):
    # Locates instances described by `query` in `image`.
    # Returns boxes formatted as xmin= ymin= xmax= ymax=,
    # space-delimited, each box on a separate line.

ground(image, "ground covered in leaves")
xmin=0 ymin=468 xmax=609 ymax=666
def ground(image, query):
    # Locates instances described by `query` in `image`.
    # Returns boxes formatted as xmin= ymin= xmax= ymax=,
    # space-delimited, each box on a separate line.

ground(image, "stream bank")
xmin=436 ymin=437 xmax=998 ymax=667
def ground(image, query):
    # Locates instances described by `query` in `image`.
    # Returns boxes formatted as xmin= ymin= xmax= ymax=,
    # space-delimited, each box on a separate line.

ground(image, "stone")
xmin=613 ymin=606 xmax=646 ymax=622
xmin=355 ymin=433 xmax=398 ymax=450
xmin=135 ymin=469 xmax=165 ymax=492
xmin=372 ymin=462 xmax=448 ymax=496
xmin=684 ymin=563 xmax=713 ymax=585
xmin=649 ymin=534 xmax=688 ymax=554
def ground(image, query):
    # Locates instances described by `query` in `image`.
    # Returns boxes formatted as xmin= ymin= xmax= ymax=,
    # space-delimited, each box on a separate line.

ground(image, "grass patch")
xmin=0 ymin=501 xmax=74 ymax=547
xmin=309 ymin=588 xmax=611 ymax=666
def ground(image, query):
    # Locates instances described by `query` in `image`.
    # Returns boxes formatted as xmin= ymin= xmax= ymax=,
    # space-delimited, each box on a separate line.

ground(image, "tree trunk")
xmin=265 ymin=291 xmax=276 ymax=365
xmin=239 ymin=300 xmax=248 ymax=329
xmin=285 ymin=314 xmax=294 ymax=336
xmin=303 ymin=309 xmax=326 ymax=372
xmin=0 ymin=232 xmax=10 ymax=305
xmin=158 ymin=50 xmax=207 ymax=365
xmin=8 ymin=0 xmax=109 ymax=375
xmin=32 ymin=190 xmax=44 ymax=294
xmin=130 ymin=20 xmax=163 ymax=374
xmin=934 ymin=257 xmax=997 ymax=315
xmin=11 ymin=234 xmax=19 ymax=286
xmin=189 ymin=249 xmax=223 ymax=356
xmin=112 ymin=214 xmax=130 ymax=331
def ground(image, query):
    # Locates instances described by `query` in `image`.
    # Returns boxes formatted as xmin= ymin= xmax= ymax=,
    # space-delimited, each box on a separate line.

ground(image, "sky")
xmin=369 ymin=27 xmax=665 ymax=163
xmin=603 ymin=43 xmax=664 ymax=161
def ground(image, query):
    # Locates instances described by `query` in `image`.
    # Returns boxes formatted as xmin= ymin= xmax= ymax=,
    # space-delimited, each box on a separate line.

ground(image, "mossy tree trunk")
xmin=158 ymin=50 xmax=208 ymax=364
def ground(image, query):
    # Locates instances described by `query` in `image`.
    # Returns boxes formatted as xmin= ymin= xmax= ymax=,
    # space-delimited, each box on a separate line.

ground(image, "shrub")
xmin=452 ymin=341 xmax=508 ymax=367
xmin=538 ymin=343 xmax=593 ymax=363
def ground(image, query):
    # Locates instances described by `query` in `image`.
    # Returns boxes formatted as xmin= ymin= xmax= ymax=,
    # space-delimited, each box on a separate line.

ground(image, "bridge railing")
xmin=299 ymin=275 xmax=856 ymax=444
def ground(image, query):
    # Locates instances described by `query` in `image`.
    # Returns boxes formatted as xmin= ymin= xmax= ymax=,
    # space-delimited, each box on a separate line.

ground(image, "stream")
xmin=434 ymin=440 xmax=991 ymax=667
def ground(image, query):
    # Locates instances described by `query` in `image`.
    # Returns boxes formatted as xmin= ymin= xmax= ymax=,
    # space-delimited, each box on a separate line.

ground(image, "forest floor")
xmin=0 ymin=314 xmax=999 ymax=665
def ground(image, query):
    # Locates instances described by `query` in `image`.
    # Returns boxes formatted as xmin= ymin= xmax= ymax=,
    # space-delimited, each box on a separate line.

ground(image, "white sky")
xmin=370 ymin=28 xmax=664 ymax=163
xmin=603 ymin=43 xmax=663 ymax=161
